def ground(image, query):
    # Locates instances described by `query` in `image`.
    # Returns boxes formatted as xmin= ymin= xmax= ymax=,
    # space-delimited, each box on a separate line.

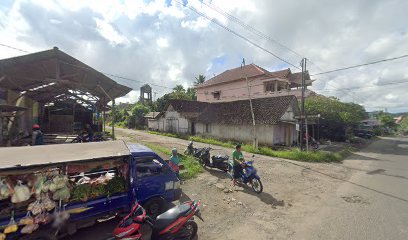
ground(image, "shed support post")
xmin=103 ymin=110 xmax=106 ymax=132
xmin=97 ymin=85 xmax=115 ymax=140
xmin=111 ymin=99 xmax=115 ymax=140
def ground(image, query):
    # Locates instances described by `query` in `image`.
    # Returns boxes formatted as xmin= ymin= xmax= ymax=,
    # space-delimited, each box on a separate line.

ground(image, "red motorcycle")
xmin=112 ymin=200 xmax=202 ymax=240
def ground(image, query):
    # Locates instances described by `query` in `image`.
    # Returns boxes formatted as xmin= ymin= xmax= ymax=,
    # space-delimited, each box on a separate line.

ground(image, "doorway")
xmin=191 ymin=122 xmax=196 ymax=135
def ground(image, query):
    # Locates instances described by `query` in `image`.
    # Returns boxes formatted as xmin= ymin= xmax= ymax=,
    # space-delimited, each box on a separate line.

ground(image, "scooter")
xmin=230 ymin=155 xmax=263 ymax=193
xmin=112 ymin=200 xmax=203 ymax=240
xmin=199 ymin=148 xmax=229 ymax=172
xmin=71 ymin=132 xmax=106 ymax=143
xmin=184 ymin=141 xmax=204 ymax=158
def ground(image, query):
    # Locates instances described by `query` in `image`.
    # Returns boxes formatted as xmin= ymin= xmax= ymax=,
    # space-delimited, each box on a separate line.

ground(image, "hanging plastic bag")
xmin=20 ymin=223 xmax=39 ymax=234
xmin=53 ymin=175 xmax=68 ymax=190
xmin=42 ymin=194 xmax=56 ymax=211
xmin=32 ymin=175 xmax=45 ymax=196
xmin=42 ymin=179 xmax=52 ymax=193
xmin=27 ymin=200 xmax=43 ymax=216
xmin=4 ymin=212 xmax=18 ymax=234
xmin=19 ymin=212 xmax=34 ymax=225
xmin=52 ymin=186 xmax=70 ymax=201
xmin=0 ymin=179 xmax=11 ymax=200
xmin=11 ymin=181 xmax=31 ymax=203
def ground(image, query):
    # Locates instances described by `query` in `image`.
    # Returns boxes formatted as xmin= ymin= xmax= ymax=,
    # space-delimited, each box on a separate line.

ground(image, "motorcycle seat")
xmin=212 ymin=155 xmax=228 ymax=160
xmin=153 ymin=204 xmax=191 ymax=232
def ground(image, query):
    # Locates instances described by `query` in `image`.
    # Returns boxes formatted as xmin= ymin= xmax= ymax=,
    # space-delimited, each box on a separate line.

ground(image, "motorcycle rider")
xmin=231 ymin=144 xmax=245 ymax=186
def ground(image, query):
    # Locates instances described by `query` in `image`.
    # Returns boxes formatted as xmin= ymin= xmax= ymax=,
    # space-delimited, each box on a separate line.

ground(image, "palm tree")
xmin=194 ymin=75 xmax=206 ymax=86
xmin=173 ymin=85 xmax=185 ymax=93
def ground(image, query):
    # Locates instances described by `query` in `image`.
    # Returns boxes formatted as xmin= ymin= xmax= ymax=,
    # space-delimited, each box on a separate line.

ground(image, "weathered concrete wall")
xmin=147 ymin=119 xmax=159 ymax=131
xmin=196 ymin=77 xmax=309 ymax=103
xmin=195 ymin=122 xmax=296 ymax=146
xmin=156 ymin=110 xmax=191 ymax=134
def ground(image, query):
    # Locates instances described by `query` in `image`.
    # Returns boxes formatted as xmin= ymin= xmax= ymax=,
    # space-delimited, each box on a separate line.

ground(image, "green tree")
xmin=152 ymin=85 xmax=198 ymax=112
xmin=398 ymin=116 xmax=408 ymax=135
xmin=131 ymin=103 xmax=151 ymax=129
xmin=305 ymin=96 xmax=367 ymax=141
xmin=376 ymin=111 xmax=397 ymax=130
xmin=194 ymin=75 xmax=206 ymax=86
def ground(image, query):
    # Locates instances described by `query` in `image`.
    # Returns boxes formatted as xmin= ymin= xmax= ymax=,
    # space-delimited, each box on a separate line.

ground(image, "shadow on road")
xmin=239 ymin=186 xmax=284 ymax=207
xmin=205 ymin=167 xmax=231 ymax=180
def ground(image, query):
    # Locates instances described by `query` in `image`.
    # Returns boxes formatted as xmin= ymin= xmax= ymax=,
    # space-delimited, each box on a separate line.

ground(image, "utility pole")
xmin=242 ymin=58 xmax=258 ymax=149
xmin=300 ymin=58 xmax=307 ymax=151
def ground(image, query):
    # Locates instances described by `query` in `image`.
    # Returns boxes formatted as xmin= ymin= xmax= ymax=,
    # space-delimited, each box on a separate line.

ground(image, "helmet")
xmin=32 ymin=124 xmax=40 ymax=130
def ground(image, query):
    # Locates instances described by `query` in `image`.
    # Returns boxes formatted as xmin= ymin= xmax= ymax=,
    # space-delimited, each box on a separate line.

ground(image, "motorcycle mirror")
xmin=195 ymin=210 xmax=204 ymax=222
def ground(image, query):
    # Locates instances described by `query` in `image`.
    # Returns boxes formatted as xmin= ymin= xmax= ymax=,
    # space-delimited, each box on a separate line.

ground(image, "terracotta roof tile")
xmin=198 ymin=64 xmax=265 ymax=88
xmin=197 ymin=95 xmax=299 ymax=125
xmin=197 ymin=64 xmax=311 ymax=88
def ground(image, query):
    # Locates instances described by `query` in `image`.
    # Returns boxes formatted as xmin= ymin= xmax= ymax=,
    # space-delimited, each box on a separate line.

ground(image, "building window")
xmin=0 ymin=88 xmax=6 ymax=101
xmin=212 ymin=91 xmax=221 ymax=100
xmin=264 ymin=81 xmax=275 ymax=92
xmin=205 ymin=123 xmax=211 ymax=133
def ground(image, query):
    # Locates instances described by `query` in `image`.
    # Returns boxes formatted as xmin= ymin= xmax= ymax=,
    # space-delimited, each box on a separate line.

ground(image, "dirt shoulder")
xmin=116 ymin=128 xmax=354 ymax=239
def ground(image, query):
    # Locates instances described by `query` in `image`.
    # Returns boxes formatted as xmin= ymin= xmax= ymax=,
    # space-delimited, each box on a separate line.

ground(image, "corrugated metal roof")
xmin=0 ymin=47 xmax=132 ymax=107
xmin=0 ymin=140 xmax=131 ymax=170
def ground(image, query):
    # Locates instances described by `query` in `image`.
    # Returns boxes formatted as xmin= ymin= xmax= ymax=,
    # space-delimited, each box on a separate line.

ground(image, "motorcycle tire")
xmin=219 ymin=162 xmax=230 ymax=172
xmin=178 ymin=220 xmax=198 ymax=240
xmin=251 ymin=178 xmax=263 ymax=194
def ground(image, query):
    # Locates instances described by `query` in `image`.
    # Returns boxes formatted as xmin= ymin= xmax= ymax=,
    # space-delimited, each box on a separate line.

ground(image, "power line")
xmin=310 ymin=54 xmax=408 ymax=76
xmin=0 ymin=43 xmax=30 ymax=53
xmin=200 ymin=1 xmax=304 ymax=63
xmin=175 ymin=0 xmax=301 ymax=70
xmin=314 ymin=79 xmax=408 ymax=91
xmin=189 ymin=1 xmax=366 ymax=103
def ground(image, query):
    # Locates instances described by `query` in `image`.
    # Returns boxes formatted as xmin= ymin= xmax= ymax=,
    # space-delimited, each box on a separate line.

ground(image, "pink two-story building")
xmin=196 ymin=64 xmax=314 ymax=103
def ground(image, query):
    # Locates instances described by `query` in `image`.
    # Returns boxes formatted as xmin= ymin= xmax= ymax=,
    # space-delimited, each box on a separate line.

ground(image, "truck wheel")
xmin=143 ymin=198 xmax=165 ymax=219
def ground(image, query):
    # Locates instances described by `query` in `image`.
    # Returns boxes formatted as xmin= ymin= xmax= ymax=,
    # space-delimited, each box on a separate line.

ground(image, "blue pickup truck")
xmin=0 ymin=140 xmax=181 ymax=239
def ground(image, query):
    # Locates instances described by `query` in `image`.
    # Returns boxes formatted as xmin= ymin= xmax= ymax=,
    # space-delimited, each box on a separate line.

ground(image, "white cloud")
xmin=0 ymin=0 xmax=407 ymax=112
xmin=94 ymin=18 xmax=129 ymax=46
xmin=156 ymin=37 xmax=169 ymax=48
xmin=117 ymin=90 xmax=139 ymax=104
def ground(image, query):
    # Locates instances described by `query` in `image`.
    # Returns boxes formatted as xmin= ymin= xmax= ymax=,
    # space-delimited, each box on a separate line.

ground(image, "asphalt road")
xmin=296 ymin=137 xmax=408 ymax=240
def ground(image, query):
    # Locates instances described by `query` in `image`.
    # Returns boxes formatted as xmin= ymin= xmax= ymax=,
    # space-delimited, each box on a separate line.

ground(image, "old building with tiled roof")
xmin=150 ymin=96 xmax=299 ymax=146
xmin=196 ymin=64 xmax=314 ymax=103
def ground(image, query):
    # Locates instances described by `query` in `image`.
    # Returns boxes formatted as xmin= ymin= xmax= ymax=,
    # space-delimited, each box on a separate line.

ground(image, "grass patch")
xmin=189 ymin=136 xmax=234 ymax=148
xmin=147 ymin=131 xmax=348 ymax=162
xmin=143 ymin=142 xmax=203 ymax=179
xmin=147 ymin=131 xmax=182 ymax=139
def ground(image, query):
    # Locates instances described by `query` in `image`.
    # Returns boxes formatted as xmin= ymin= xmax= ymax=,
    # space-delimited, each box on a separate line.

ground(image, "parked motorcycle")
xmin=198 ymin=147 xmax=230 ymax=172
xmin=112 ymin=200 xmax=202 ymax=240
xmin=229 ymin=155 xmax=263 ymax=193
xmin=70 ymin=132 xmax=105 ymax=143
xmin=184 ymin=141 xmax=205 ymax=158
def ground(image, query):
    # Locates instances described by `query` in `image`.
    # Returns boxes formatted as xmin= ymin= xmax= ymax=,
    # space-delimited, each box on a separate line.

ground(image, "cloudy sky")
xmin=0 ymin=0 xmax=407 ymax=112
